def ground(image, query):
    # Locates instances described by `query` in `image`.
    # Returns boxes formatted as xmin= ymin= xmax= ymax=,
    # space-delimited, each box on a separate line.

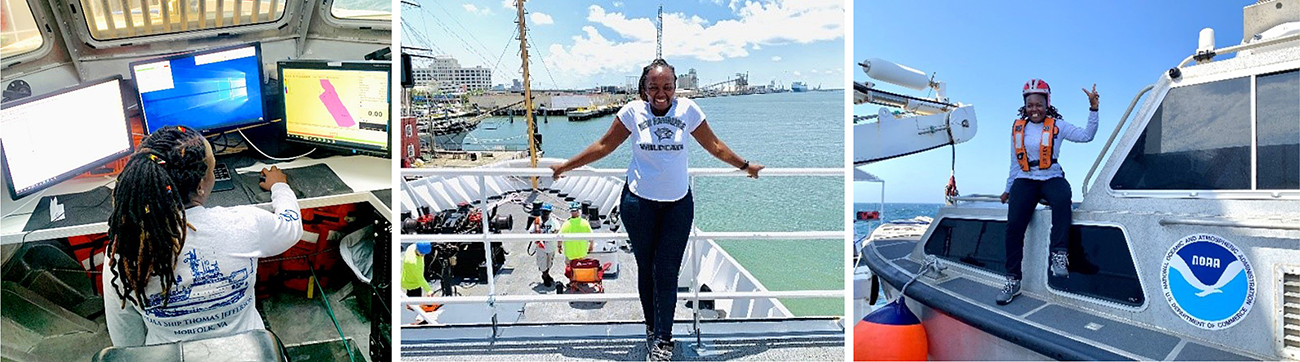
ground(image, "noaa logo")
xmin=1160 ymin=234 xmax=1255 ymax=330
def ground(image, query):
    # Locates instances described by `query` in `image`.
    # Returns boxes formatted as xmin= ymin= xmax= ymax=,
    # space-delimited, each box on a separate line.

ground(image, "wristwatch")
xmin=739 ymin=160 xmax=750 ymax=170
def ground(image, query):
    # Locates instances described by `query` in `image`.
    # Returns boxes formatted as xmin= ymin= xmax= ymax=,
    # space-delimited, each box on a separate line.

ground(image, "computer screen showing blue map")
xmin=132 ymin=44 xmax=265 ymax=134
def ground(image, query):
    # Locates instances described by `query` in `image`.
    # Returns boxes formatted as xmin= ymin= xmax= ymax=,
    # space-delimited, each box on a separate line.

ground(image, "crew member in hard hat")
xmin=997 ymin=79 xmax=1101 ymax=305
xmin=402 ymin=242 xmax=435 ymax=324
xmin=549 ymin=58 xmax=764 ymax=361
xmin=558 ymin=201 xmax=593 ymax=261
xmin=530 ymin=203 xmax=561 ymax=287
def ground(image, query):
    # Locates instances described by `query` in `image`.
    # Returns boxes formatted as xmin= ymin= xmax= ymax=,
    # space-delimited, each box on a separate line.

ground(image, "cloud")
xmin=530 ymin=12 xmax=554 ymax=25
xmin=463 ymin=3 xmax=491 ymax=15
xmin=793 ymin=71 xmax=802 ymax=76
xmin=771 ymin=56 xmax=781 ymax=62
xmin=543 ymin=1 xmax=843 ymax=79
xmin=613 ymin=1 xmax=623 ymax=7
xmin=501 ymin=0 xmax=514 ymax=9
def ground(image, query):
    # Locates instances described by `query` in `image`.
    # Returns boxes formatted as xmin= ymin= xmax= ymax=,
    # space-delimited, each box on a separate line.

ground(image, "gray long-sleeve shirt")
xmin=1004 ymin=110 xmax=1100 ymax=193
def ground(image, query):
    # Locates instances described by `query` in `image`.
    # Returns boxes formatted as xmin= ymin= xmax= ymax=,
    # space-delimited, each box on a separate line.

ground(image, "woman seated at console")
xmin=102 ymin=125 xmax=301 ymax=346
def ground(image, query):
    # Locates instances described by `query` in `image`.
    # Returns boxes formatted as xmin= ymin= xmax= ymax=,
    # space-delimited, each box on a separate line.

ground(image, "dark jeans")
xmin=1004 ymin=177 xmax=1072 ymax=280
xmin=621 ymin=186 xmax=694 ymax=341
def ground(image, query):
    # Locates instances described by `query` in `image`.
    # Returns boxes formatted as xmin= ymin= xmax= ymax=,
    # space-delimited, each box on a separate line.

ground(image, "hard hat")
xmin=1023 ymin=79 xmax=1051 ymax=106
xmin=416 ymin=242 xmax=432 ymax=255
xmin=541 ymin=203 xmax=553 ymax=212
xmin=569 ymin=201 xmax=581 ymax=210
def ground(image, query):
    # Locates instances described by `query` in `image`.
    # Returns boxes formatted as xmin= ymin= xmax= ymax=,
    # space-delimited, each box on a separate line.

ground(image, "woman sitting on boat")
xmin=103 ymin=125 xmax=302 ymax=346
xmin=550 ymin=58 xmax=764 ymax=361
xmin=996 ymin=79 xmax=1101 ymax=305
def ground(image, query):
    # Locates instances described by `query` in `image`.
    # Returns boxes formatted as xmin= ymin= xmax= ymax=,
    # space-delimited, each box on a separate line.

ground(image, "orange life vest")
xmin=1012 ymin=118 xmax=1058 ymax=172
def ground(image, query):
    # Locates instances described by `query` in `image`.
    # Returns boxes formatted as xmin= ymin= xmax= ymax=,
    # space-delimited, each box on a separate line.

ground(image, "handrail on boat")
xmin=1158 ymin=217 xmax=1300 ymax=231
xmin=1082 ymin=84 xmax=1154 ymax=196
xmin=398 ymin=166 xmax=845 ymax=354
xmin=402 ymin=167 xmax=843 ymax=177
xmin=1175 ymin=31 xmax=1300 ymax=68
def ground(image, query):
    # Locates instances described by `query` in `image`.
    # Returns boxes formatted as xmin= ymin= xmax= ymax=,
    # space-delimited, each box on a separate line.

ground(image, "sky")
xmin=853 ymin=1 xmax=1252 ymax=204
xmin=401 ymin=0 xmax=844 ymax=90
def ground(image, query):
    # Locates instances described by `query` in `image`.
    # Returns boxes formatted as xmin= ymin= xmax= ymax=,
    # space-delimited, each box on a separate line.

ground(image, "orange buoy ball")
xmin=853 ymin=298 xmax=928 ymax=361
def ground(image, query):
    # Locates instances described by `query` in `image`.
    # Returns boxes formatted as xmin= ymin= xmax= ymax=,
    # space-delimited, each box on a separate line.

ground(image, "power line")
xmin=527 ymin=35 xmax=559 ymax=90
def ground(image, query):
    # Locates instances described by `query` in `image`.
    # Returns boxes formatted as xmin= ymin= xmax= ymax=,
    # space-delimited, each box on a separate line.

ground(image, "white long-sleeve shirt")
xmin=103 ymin=182 xmax=302 ymax=347
xmin=1004 ymin=111 xmax=1100 ymax=193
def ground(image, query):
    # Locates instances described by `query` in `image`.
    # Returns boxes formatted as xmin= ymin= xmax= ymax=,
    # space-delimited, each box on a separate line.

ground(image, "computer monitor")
xmin=278 ymin=60 xmax=391 ymax=156
xmin=130 ymin=43 xmax=266 ymax=134
xmin=1 ymin=77 xmax=134 ymax=199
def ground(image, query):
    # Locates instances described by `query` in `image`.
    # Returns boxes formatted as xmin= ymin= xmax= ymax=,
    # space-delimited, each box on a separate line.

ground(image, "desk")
xmin=1 ymin=155 xmax=392 ymax=244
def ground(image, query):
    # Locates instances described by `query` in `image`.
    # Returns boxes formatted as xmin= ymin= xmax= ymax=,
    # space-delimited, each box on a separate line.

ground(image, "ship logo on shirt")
xmin=141 ymin=250 xmax=251 ymax=319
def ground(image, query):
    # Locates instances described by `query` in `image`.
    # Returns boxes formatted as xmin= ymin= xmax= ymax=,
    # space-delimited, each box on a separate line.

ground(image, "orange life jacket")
xmin=1012 ymin=118 xmax=1058 ymax=172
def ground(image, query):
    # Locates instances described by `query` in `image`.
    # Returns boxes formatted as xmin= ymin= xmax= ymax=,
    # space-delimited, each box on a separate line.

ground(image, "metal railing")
xmin=398 ymin=166 xmax=844 ymax=353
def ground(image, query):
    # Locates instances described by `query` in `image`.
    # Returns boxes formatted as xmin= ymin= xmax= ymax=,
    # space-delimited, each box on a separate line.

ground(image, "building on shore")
xmin=412 ymin=55 xmax=491 ymax=94
xmin=677 ymin=68 xmax=698 ymax=90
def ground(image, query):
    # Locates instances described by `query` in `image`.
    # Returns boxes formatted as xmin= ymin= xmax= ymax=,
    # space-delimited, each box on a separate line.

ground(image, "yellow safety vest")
xmin=560 ymin=218 xmax=592 ymax=260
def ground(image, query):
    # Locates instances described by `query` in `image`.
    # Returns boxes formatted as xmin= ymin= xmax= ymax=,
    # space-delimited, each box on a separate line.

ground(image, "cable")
xmin=237 ymin=128 xmax=315 ymax=161
xmin=309 ymin=264 xmax=357 ymax=362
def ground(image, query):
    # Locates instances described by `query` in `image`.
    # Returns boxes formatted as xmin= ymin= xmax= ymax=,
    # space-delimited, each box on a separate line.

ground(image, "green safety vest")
xmin=560 ymin=217 xmax=592 ymax=260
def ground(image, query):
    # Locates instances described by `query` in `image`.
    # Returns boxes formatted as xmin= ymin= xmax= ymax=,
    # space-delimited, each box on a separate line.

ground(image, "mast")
xmin=515 ymin=0 xmax=539 ymax=189
xmin=656 ymin=5 xmax=663 ymax=59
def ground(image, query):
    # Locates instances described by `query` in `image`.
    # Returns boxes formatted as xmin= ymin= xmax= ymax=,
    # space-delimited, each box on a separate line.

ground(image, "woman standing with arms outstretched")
xmin=550 ymin=59 xmax=763 ymax=361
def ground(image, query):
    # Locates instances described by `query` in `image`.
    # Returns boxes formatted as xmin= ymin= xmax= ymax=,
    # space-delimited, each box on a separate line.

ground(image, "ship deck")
xmin=399 ymin=191 xmax=845 ymax=360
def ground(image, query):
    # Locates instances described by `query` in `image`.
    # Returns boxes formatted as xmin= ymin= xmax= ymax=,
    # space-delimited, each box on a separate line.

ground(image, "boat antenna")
xmin=515 ymin=0 xmax=540 ymax=190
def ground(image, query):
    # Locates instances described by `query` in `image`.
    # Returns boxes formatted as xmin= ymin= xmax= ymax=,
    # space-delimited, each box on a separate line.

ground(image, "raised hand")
xmin=1082 ymin=84 xmax=1100 ymax=110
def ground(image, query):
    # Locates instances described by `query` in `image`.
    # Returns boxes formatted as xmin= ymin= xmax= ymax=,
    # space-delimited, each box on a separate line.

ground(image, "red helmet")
xmin=1023 ymin=79 xmax=1051 ymax=106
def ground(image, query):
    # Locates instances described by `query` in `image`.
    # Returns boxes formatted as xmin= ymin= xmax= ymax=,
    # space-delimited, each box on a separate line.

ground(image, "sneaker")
xmin=542 ymin=272 xmax=554 ymax=287
xmin=645 ymin=328 xmax=654 ymax=351
xmin=1050 ymin=250 xmax=1070 ymax=278
xmin=996 ymin=277 xmax=1021 ymax=305
xmin=648 ymin=338 xmax=674 ymax=361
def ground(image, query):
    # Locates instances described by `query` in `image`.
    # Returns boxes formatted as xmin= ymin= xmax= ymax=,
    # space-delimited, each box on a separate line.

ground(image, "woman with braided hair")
xmin=550 ymin=58 xmax=764 ymax=361
xmin=995 ymin=79 xmax=1101 ymax=306
xmin=102 ymin=125 xmax=302 ymax=346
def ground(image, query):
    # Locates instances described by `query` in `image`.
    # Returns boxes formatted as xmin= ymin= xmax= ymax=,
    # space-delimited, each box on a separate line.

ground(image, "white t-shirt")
xmin=618 ymin=98 xmax=705 ymax=201
xmin=103 ymin=183 xmax=303 ymax=346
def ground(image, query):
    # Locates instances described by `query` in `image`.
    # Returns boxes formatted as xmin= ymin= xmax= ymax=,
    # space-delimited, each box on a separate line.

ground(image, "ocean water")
xmin=465 ymin=91 xmax=845 ymax=316
xmin=852 ymin=203 xmax=943 ymax=241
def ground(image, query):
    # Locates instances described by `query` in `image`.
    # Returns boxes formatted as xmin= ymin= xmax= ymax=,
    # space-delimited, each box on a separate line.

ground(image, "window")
xmin=924 ymin=218 xmax=1011 ymax=274
xmin=330 ymin=0 xmax=390 ymax=21
xmin=924 ymin=218 xmax=1144 ymax=307
xmin=1 ymin=0 xmax=45 ymax=58
xmin=1047 ymin=225 xmax=1144 ymax=307
xmin=1257 ymin=70 xmax=1300 ymax=190
xmin=405 ymin=124 xmax=413 ymax=137
xmin=1111 ymin=76 xmax=1253 ymax=190
xmin=406 ymin=144 xmax=414 ymax=158
xmin=79 ymin=0 xmax=286 ymax=40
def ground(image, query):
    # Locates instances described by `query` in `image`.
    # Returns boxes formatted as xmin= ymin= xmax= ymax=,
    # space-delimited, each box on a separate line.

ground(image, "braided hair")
xmin=107 ymin=125 xmax=210 ymax=308
xmin=1018 ymin=94 xmax=1063 ymax=121
xmin=637 ymin=58 xmax=677 ymax=102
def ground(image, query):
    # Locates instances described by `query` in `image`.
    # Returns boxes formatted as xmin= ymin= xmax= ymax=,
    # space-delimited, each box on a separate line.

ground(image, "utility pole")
xmin=515 ymin=0 xmax=539 ymax=189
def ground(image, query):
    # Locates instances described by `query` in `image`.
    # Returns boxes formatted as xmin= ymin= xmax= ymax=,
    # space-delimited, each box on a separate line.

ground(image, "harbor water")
xmin=462 ymin=91 xmax=845 ymax=316
xmin=852 ymin=203 xmax=942 ymax=240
